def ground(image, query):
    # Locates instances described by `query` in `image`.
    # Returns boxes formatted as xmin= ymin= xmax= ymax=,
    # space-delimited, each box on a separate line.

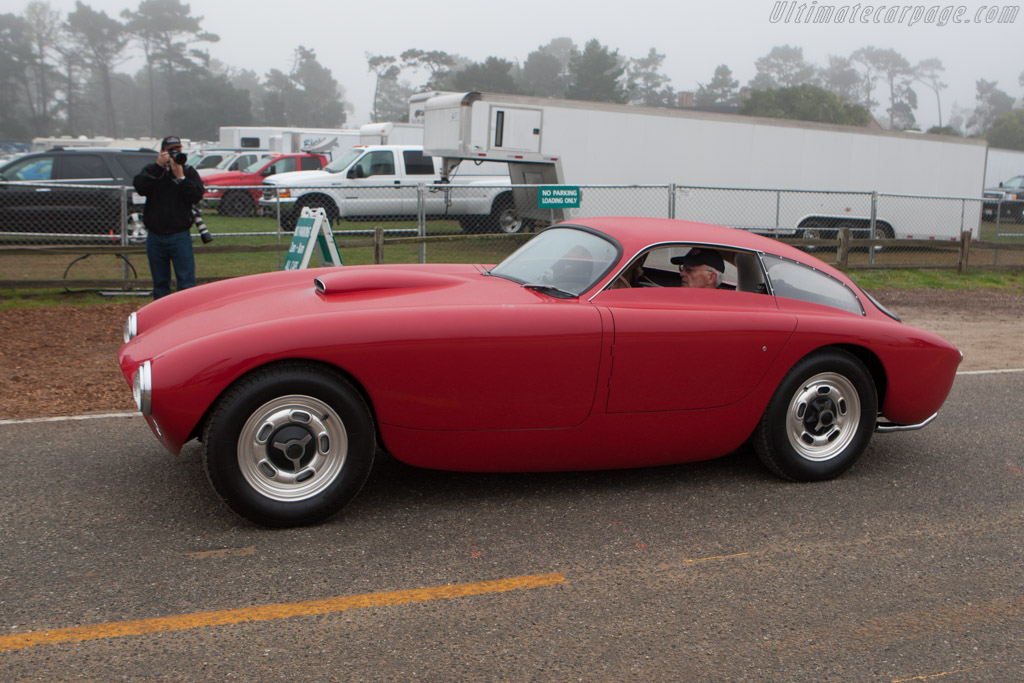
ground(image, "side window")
xmin=264 ymin=158 xmax=296 ymax=176
xmin=368 ymin=151 xmax=395 ymax=176
xmin=58 ymin=154 xmax=110 ymax=180
xmin=762 ymin=255 xmax=863 ymax=315
xmin=403 ymin=150 xmax=435 ymax=175
xmin=116 ymin=154 xmax=153 ymax=179
xmin=240 ymin=137 xmax=261 ymax=148
xmin=300 ymin=156 xmax=322 ymax=171
xmin=1 ymin=155 xmax=55 ymax=181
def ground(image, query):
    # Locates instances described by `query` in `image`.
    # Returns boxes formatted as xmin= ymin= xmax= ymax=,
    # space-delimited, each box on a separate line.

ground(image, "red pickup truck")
xmin=203 ymin=153 xmax=328 ymax=216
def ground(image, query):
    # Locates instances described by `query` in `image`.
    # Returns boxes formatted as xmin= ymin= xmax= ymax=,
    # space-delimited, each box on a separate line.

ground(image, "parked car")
xmin=119 ymin=217 xmax=962 ymax=527
xmin=0 ymin=147 xmax=156 ymax=240
xmin=195 ymin=150 xmax=272 ymax=177
xmin=203 ymin=153 xmax=328 ymax=217
xmin=982 ymin=174 xmax=1024 ymax=222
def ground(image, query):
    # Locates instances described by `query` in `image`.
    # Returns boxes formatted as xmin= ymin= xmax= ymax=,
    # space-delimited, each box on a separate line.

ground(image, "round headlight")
xmin=123 ymin=312 xmax=137 ymax=343
xmin=132 ymin=360 xmax=152 ymax=415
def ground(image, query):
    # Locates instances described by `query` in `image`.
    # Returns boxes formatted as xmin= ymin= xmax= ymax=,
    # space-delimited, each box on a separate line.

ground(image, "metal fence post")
xmin=120 ymin=186 xmax=130 ymax=285
xmin=668 ymin=183 xmax=676 ymax=219
xmin=868 ymin=191 xmax=878 ymax=266
xmin=374 ymin=226 xmax=384 ymax=264
xmin=417 ymin=184 xmax=427 ymax=264
xmin=775 ymin=190 xmax=781 ymax=232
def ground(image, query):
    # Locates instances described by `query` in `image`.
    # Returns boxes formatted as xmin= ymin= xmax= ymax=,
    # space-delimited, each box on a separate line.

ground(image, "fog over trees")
xmin=2 ymin=1 xmax=1022 ymax=150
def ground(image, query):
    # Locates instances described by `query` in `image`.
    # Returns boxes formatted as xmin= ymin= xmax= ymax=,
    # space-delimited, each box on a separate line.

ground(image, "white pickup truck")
xmin=259 ymin=144 xmax=524 ymax=233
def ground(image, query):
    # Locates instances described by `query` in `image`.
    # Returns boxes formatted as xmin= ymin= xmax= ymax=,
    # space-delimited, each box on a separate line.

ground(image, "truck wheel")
xmin=219 ymin=190 xmax=255 ymax=217
xmin=752 ymin=349 xmax=877 ymax=482
xmin=797 ymin=222 xmax=833 ymax=252
xmin=296 ymin=196 xmax=340 ymax=226
xmin=202 ymin=362 xmax=376 ymax=528
xmin=489 ymin=195 xmax=526 ymax=234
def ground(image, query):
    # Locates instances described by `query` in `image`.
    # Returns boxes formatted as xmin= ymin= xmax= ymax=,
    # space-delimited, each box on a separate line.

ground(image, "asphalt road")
xmin=1 ymin=373 xmax=1022 ymax=681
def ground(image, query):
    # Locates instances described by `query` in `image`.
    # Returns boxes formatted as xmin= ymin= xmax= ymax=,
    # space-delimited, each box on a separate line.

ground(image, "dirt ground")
xmin=1 ymin=288 xmax=1022 ymax=421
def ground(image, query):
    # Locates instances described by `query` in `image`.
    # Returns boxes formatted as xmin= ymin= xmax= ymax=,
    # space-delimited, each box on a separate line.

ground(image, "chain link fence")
xmin=3 ymin=181 xmax=1022 ymax=289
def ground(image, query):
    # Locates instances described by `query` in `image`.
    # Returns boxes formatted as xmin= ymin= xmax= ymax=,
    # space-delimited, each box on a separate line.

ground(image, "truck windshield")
xmin=324 ymin=149 xmax=363 ymax=174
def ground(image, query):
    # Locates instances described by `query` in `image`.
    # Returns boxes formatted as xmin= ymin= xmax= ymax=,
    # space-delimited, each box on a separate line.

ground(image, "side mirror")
xmin=999 ymin=181 xmax=1004 ymax=187
xmin=348 ymin=166 xmax=365 ymax=179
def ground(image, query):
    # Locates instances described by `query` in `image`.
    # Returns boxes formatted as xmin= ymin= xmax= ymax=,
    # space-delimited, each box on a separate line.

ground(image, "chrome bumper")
xmin=875 ymin=412 xmax=937 ymax=433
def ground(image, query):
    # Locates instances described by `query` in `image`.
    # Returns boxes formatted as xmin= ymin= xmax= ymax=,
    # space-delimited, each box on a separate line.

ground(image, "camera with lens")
xmin=192 ymin=207 xmax=213 ymax=244
xmin=170 ymin=151 xmax=187 ymax=165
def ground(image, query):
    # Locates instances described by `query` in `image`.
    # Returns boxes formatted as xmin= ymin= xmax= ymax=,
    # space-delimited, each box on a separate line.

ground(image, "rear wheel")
xmin=489 ymin=195 xmax=526 ymax=234
xmin=796 ymin=222 xmax=834 ymax=252
xmin=219 ymin=190 xmax=255 ymax=217
xmin=753 ymin=349 xmax=877 ymax=482
xmin=203 ymin=362 xmax=375 ymax=527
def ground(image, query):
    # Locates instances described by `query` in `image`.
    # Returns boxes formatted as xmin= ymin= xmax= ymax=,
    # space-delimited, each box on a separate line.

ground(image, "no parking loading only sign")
xmin=538 ymin=186 xmax=581 ymax=209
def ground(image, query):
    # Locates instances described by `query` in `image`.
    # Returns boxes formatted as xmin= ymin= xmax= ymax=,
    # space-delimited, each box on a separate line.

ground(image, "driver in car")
xmin=672 ymin=248 xmax=730 ymax=289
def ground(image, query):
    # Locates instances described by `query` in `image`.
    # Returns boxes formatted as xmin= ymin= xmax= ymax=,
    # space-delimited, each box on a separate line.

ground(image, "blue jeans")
xmin=147 ymin=230 xmax=195 ymax=299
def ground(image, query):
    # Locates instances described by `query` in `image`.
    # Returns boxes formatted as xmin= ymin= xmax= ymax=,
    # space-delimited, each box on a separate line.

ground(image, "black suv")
xmin=0 ymin=147 xmax=157 ymax=241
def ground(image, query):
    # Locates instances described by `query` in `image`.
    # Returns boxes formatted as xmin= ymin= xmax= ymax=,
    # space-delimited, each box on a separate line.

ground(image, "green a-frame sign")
xmin=282 ymin=207 xmax=343 ymax=270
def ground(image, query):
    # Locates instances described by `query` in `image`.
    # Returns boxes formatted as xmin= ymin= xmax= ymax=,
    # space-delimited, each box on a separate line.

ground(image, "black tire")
xmin=219 ymin=190 xmax=255 ymax=217
xmin=488 ymin=194 xmax=526 ymax=234
xmin=298 ymin=196 xmax=339 ymax=224
xmin=202 ymin=362 xmax=375 ymax=527
xmin=753 ymin=349 xmax=877 ymax=482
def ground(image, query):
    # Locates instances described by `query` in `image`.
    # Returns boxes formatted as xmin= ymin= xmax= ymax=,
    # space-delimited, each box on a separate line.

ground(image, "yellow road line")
xmin=0 ymin=572 xmax=565 ymax=653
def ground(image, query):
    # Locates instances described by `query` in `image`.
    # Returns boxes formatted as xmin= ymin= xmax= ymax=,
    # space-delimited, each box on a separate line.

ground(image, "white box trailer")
xmin=985 ymin=147 xmax=1024 ymax=186
xmin=423 ymin=92 xmax=988 ymax=241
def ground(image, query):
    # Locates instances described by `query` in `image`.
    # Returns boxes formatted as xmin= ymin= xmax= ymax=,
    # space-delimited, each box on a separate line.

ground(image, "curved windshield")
xmin=489 ymin=227 xmax=620 ymax=297
xmin=324 ymin=149 xmax=364 ymax=174
xmin=1003 ymin=175 xmax=1024 ymax=189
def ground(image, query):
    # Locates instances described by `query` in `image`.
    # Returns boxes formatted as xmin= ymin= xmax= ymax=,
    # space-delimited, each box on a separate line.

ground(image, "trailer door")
xmin=489 ymin=106 xmax=543 ymax=154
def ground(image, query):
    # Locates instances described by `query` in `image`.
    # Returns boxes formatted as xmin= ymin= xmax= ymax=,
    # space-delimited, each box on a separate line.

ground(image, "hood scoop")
xmin=314 ymin=269 xmax=464 ymax=295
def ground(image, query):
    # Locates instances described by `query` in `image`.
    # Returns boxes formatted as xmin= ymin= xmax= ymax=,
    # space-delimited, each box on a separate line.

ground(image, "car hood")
xmin=262 ymin=169 xmax=332 ymax=186
xmin=202 ymin=171 xmax=255 ymax=185
xmin=122 ymin=263 xmax=554 ymax=361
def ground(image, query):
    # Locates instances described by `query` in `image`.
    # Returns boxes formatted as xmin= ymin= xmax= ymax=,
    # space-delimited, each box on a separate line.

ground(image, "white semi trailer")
xmin=423 ymin=91 xmax=988 ymax=241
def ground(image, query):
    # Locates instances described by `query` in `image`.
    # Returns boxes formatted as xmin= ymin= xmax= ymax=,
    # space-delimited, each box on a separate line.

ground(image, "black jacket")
xmin=133 ymin=163 xmax=205 ymax=235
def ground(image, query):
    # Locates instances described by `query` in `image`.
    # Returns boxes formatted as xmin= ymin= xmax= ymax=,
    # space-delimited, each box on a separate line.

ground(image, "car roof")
xmin=562 ymin=217 xmax=855 ymax=284
xmin=44 ymin=147 xmax=158 ymax=154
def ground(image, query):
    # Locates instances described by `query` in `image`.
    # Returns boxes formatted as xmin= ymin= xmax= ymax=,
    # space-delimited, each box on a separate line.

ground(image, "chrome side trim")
xmin=875 ymin=412 xmax=937 ymax=433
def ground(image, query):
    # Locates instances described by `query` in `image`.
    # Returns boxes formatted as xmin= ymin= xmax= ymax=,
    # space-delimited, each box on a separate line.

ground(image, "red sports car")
xmin=119 ymin=217 xmax=962 ymax=527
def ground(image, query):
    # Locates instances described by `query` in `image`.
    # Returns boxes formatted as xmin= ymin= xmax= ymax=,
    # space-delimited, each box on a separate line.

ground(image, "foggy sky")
xmin=36 ymin=0 xmax=1024 ymax=129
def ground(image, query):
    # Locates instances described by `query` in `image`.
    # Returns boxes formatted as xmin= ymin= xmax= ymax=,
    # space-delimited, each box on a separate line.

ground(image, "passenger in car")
xmin=671 ymin=248 xmax=733 ymax=289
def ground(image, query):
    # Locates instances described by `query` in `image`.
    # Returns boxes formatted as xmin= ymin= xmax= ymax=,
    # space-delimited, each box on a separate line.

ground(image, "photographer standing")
xmin=133 ymin=136 xmax=205 ymax=299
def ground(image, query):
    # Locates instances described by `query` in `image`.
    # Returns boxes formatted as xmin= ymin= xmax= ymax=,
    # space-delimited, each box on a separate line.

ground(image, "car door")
xmin=0 ymin=154 xmax=57 ymax=234
xmin=339 ymin=150 xmax=413 ymax=218
xmin=53 ymin=153 xmax=120 ymax=235
xmin=593 ymin=286 xmax=796 ymax=413
xmin=369 ymin=301 xmax=606 ymax=431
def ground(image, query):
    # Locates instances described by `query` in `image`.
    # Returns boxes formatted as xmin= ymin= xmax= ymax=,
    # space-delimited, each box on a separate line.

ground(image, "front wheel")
xmin=202 ymin=362 xmax=375 ymax=527
xmin=753 ymin=349 xmax=877 ymax=481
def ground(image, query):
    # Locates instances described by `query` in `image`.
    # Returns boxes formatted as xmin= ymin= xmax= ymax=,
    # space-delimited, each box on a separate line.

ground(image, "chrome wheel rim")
xmin=785 ymin=372 xmax=861 ymax=462
xmin=496 ymin=208 xmax=524 ymax=234
xmin=237 ymin=395 xmax=348 ymax=502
